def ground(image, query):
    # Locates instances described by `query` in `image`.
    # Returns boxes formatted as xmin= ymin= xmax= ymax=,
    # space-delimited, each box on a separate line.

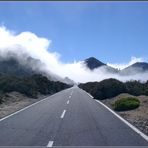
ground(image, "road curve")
xmin=0 ymin=86 xmax=147 ymax=146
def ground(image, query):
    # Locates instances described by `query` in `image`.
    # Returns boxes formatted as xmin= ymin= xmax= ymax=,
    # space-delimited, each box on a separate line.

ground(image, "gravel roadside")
xmin=0 ymin=91 xmax=48 ymax=119
xmin=101 ymin=93 xmax=148 ymax=136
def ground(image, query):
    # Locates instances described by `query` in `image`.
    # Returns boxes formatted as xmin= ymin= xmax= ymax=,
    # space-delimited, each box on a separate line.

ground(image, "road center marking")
xmin=67 ymin=100 xmax=69 ymax=104
xmin=0 ymin=91 xmax=62 ymax=122
xmin=69 ymin=95 xmax=71 ymax=98
xmin=61 ymin=110 xmax=66 ymax=118
xmin=47 ymin=141 xmax=54 ymax=147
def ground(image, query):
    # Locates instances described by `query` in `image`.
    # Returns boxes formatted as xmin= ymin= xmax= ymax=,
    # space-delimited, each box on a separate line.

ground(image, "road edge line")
xmin=47 ymin=141 xmax=54 ymax=147
xmin=95 ymin=99 xmax=148 ymax=142
xmin=0 ymin=90 xmax=64 ymax=122
xmin=79 ymin=88 xmax=94 ymax=99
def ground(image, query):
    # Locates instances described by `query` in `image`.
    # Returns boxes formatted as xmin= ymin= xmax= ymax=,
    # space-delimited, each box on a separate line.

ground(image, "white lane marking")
xmin=67 ymin=100 xmax=69 ymax=104
xmin=71 ymin=91 xmax=73 ymax=96
xmin=0 ymin=92 xmax=60 ymax=122
xmin=69 ymin=95 xmax=71 ymax=98
xmin=86 ymin=92 xmax=94 ymax=98
xmin=95 ymin=99 xmax=148 ymax=142
xmin=60 ymin=110 xmax=66 ymax=119
xmin=47 ymin=141 xmax=54 ymax=147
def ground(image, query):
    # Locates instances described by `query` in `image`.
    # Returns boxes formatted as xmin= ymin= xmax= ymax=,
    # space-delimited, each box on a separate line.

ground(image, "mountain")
xmin=84 ymin=57 xmax=106 ymax=70
xmin=0 ymin=55 xmax=76 ymax=85
xmin=0 ymin=56 xmax=71 ymax=99
xmin=84 ymin=57 xmax=148 ymax=75
xmin=120 ymin=62 xmax=148 ymax=75
xmin=0 ymin=57 xmax=35 ymax=77
xmin=0 ymin=55 xmax=64 ymax=82
xmin=84 ymin=57 xmax=118 ymax=73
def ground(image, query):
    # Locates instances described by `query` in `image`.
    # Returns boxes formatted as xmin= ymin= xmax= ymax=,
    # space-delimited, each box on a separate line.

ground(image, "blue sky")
xmin=0 ymin=1 xmax=148 ymax=63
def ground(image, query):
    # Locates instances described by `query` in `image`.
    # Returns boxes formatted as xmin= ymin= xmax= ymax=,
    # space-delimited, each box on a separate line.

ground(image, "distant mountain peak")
xmin=84 ymin=57 xmax=106 ymax=70
xmin=123 ymin=62 xmax=148 ymax=70
xmin=120 ymin=62 xmax=148 ymax=75
xmin=130 ymin=62 xmax=148 ymax=67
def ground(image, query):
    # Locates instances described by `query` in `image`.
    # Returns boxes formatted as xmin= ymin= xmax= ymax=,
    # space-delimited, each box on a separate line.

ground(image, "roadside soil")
xmin=0 ymin=91 xmax=48 ymax=119
xmin=101 ymin=93 xmax=148 ymax=136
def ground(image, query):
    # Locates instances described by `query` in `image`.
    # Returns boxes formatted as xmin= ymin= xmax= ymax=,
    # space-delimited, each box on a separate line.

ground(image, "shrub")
xmin=0 ymin=96 xmax=3 ymax=104
xmin=125 ymin=81 xmax=144 ymax=96
xmin=112 ymin=97 xmax=140 ymax=111
xmin=79 ymin=79 xmax=148 ymax=100
xmin=0 ymin=74 xmax=70 ymax=98
xmin=79 ymin=78 xmax=126 ymax=100
xmin=0 ymin=92 xmax=5 ymax=104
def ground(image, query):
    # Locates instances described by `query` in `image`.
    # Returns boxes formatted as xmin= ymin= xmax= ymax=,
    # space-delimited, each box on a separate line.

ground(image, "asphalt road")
xmin=0 ymin=86 xmax=147 ymax=146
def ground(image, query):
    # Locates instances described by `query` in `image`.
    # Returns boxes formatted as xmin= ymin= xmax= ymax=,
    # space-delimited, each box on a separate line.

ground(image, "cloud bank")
xmin=107 ymin=57 xmax=145 ymax=70
xmin=0 ymin=26 xmax=148 ymax=83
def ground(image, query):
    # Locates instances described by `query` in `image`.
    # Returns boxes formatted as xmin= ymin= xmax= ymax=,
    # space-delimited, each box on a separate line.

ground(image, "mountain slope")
xmin=0 ymin=56 xmax=71 ymax=99
xmin=84 ymin=57 xmax=106 ymax=70
xmin=84 ymin=57 xmax=118 ymax=73
xmin=0 ymin=55 xmax=64 ymax=82
xmin=84 ymin=57 xmax=148 ymax=76
xmin=0 ymin=57 xmax=35 ymax=77
xmin=120 ymin=62 xmax=148 ymax=75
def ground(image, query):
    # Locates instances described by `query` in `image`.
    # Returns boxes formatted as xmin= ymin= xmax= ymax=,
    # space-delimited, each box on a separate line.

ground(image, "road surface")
xmin=0 ymin=86 xmax=147 ymax=146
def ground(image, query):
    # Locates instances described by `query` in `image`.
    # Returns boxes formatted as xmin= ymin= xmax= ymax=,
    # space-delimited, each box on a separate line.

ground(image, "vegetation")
xmin=0 ymin=92 xmax=4 ymax=104
xmin=79 ymin=78 xmax=148 ymax=100
xmin=0 ymin=74 xmax=70 ymax=99
xmin=112 ymin=97 xmax=140 ymax=111
xmin=0 ymin=57 xmax=71 ymax=103
xmin=79 ymin=79 xmax=126 ymax=100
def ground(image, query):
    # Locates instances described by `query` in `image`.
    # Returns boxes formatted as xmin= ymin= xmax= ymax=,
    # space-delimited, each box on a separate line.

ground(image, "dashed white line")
xmin=71 ymin=91 xmax=73 ymax=95
xmin=69 ymin=95 xmax=71 ymax=98
xmin=0 ymin=93 xmax=59 ymax=122
xmin=67 ymin=100 xmax=70 ymax=104
xmin=47 ymin=141 xmax=54 ymax=147
xmin=60 ymin=110 xmax=66 ymax=119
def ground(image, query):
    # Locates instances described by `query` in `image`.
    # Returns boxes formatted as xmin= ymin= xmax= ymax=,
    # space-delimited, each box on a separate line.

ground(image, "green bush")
xmin=112 ymin=97 xmax=140 ymax=111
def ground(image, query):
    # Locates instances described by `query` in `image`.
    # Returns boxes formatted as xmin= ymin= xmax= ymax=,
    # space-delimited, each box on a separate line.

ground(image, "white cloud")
xmin=107 ymin=56 xmax=145 ymax=70
xmin=0 ymin=25 xmax=148 ymax=83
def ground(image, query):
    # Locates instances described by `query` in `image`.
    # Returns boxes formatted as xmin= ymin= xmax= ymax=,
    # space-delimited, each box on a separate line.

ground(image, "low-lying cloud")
xmin=107 ymin=57 xmax=145 ymax=70
xmin=0 ymin=26 xmax=148 ymax=83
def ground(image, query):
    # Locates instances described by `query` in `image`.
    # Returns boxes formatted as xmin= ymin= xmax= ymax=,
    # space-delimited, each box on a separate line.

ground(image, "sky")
xmin=0 ymin=1 xmax=148 ymax=65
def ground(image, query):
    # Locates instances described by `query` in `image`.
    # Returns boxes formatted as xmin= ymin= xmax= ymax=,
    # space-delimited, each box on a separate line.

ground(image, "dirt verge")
xmin=0 ymin=91 xmax=48 ymax=119
xmin=101 ymin=93 xmax=148 ymax=136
